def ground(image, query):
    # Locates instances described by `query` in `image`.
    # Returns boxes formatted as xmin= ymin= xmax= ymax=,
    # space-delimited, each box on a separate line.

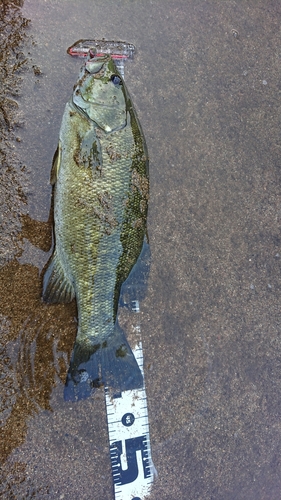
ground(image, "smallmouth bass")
xmin=43 ymin=51 xmax=149 ymax=401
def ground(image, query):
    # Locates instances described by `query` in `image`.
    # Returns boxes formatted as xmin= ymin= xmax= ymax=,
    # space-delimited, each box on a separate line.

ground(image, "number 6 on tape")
xmin=105 ymin=342 xmax=155 ymax=499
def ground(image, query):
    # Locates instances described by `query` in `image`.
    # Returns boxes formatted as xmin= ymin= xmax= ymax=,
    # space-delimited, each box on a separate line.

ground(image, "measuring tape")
xmin=105 ymin=302 xmax=155 ymax=500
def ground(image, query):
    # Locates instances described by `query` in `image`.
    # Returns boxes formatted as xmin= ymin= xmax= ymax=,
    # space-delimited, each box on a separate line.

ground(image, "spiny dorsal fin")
xmin=42 ymin=249 xmax=75 ymax=304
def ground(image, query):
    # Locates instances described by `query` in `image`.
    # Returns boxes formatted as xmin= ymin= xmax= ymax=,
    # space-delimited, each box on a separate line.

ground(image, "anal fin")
xmin=42 ymin=250 xmax=75 ymax=304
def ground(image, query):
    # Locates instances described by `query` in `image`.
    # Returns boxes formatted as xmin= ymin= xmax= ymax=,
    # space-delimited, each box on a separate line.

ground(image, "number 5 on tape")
xmin=105 ymin=343 xmax=155 ymax=499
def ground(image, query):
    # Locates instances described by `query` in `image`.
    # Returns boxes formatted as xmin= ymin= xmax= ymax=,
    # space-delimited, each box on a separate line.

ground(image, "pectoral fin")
xmin=42 ymin=249 xmax=75 ymax=304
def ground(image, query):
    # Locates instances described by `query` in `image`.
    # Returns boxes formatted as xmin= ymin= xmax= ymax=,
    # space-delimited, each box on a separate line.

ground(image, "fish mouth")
xmin=85 ymin=53 xmax=111 ymax=74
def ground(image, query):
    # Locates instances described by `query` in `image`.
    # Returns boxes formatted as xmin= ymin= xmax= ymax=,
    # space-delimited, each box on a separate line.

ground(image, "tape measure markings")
xmin=105 ymin=341 xmax=154 ymax=499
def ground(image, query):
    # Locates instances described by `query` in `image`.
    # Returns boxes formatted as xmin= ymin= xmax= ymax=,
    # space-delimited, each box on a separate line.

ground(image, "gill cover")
xmin=72 ymin=53 xmax=127 ymax=133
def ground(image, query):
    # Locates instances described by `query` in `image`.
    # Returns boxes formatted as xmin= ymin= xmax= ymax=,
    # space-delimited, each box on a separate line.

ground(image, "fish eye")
xmin=111 ymin=74 xmax=122 ymax=86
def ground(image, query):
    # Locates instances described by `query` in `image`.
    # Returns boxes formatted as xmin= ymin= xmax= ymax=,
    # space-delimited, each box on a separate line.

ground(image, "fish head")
xmin=72 ymin=51 xmax=127 ymax=133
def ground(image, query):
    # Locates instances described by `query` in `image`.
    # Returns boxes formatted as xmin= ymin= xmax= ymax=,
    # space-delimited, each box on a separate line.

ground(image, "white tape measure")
xmin=105 ymin=344 xmax=154 ymax=499
xmin=105 ymin=304 xmax=155 ymax=499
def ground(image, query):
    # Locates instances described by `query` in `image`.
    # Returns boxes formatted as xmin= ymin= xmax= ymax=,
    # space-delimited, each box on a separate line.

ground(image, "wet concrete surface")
xmin=1 ymin=0 xmax=281 ymax=498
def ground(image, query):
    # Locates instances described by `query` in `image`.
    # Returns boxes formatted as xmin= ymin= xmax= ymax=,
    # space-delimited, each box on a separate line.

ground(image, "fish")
xmin=42 ymin=50 xmax=149 ymax=401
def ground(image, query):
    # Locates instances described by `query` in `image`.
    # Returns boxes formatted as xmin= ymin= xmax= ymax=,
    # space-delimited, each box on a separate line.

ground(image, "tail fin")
xmin=64 ymin=323 xmax=143 ymax=401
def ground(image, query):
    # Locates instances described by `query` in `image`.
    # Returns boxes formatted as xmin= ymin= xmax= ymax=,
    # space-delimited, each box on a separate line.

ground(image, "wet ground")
xmin=1 ymin=0 xmax=281 ymax=498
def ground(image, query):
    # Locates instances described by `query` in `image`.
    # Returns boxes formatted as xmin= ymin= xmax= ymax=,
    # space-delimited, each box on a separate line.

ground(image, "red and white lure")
xmin=67 ymin=39 xmax=135 ymax=78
